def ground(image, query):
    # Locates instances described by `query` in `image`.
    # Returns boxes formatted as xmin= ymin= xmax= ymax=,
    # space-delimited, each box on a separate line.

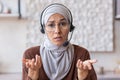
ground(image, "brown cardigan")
xmin=22 ymin=45 xmax=97 ymax=80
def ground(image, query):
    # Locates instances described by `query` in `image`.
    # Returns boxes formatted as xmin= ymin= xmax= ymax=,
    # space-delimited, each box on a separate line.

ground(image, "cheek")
xmin=46 ymin=33 xmax=53 ymax=40
xmin=63 ymin=30 xmax=69 ymax=39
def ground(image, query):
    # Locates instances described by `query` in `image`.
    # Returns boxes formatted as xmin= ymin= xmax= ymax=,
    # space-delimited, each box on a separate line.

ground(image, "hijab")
xmin=40 ymin=3 xmax=74 ymax=80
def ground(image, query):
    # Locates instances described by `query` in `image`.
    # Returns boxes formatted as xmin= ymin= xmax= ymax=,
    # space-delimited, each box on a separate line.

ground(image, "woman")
xmin=22 ymin=3 xmax=97 ymax=80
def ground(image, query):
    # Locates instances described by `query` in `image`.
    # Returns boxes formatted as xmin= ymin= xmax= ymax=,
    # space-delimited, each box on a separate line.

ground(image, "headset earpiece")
xmin=41 ymin=28 xmax=45 ymax=33
xmin=70 ymin=25 xmax=75 ymax=32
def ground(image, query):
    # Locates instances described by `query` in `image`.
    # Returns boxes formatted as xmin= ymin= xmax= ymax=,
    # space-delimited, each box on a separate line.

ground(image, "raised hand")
xmin=76 ymin=59 xmax=97 ymax=80
xmin=23 ymin=55 xmax=42 ymax=80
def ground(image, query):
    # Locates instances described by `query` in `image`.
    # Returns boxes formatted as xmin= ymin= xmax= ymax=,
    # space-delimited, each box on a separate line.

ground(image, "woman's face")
xmin=45 ymin=13 xmax=70 ymax=46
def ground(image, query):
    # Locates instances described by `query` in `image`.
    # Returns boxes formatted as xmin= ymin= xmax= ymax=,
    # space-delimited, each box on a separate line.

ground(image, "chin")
xmin=54 ymin=42 xmax=64 ymax=46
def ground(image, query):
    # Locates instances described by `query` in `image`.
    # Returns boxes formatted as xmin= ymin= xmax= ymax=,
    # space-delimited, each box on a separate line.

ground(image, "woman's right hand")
xmin=23 ymin=55 xmax=42 ymax=80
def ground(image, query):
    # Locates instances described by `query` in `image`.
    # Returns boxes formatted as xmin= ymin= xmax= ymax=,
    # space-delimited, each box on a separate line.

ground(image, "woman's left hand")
xmin=76 ymin=59 xmax=97 ymax=80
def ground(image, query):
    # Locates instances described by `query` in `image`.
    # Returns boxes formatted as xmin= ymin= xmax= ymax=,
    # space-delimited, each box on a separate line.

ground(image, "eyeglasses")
xmin=45 ymin=21 xmax=70 ymax=32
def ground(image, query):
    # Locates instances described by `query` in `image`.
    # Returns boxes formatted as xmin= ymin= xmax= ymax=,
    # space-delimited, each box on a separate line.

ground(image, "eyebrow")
xmin=60 ymin=18 xmax=67 ymax=21
xmin=47 ymin=18 xmax=67 ymax=23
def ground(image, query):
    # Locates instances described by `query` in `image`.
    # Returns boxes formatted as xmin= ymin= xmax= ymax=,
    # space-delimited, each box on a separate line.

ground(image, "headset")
xmin=40 ymin=3 xmax=75 ymax=34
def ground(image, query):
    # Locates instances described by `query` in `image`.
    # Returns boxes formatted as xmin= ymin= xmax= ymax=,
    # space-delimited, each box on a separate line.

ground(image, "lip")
xmin=54 ymin=37 xmax=62 ymax=41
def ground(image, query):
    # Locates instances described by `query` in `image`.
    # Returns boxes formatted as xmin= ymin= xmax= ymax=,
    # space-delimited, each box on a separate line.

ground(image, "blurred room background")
xmin=0 ymin=0 xmax=120 ymax=80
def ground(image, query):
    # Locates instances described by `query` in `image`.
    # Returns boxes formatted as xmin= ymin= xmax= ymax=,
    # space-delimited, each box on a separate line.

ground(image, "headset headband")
xmin=40 ymin=3 xmax=75 ymax=33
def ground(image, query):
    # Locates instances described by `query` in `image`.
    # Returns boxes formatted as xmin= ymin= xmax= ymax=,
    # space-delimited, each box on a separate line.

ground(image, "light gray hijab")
xmin=40 ymin=3 xmax=74 ymax=80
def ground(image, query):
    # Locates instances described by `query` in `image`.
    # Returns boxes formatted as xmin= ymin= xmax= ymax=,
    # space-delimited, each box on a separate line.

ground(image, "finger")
xmin=77 ymin=59 xmax=83 ymax=68
xmin=87 ymin=62 xmax=92 ymax=70
xmin=88 ymin=59 xmax=97 ymax=64
xmin=79 ymin=61 xmax=83 ymax=69
xmin=31 ymin=58 xmax=35 ymax=69
xmin=22 ymin=58 xmax=26 ymax=64
xmin=35 ymin=55 xmax=41 ymax=66
xmin=77 ymin=59 xmax=84 ymax=70
xmin=26 ymin=62 xmax=31 ymax=68
xmin=84 ymin=62 xmax=92 ymax=70
xmin=22 ymin=58 xmax=29 ymax=64
xmin=76 ymin=59 xmax=81 ymax=68
xmin=83 ymin=59 xmax=97 ymax=70
xmin=83 ymin=59 xmax=97 ymax=66
xmin=22 ymin=58 xmax=31 ymax=68
xmin=83 ymin=64 xmax=88 ymax=70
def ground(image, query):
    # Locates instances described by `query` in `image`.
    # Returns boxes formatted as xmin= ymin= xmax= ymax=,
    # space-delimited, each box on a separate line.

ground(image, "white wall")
xmin=0 ymin=18 xmax=27 ymax=73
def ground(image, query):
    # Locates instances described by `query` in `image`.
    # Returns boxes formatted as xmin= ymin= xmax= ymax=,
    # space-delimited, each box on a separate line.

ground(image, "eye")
xmin=47 ymin=23 xmax=55 ymax=28
xmin=59 ymin=22 xmax=67 ymax=26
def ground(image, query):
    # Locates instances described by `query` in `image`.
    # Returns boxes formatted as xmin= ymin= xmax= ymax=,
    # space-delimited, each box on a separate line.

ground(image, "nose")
xmin=54 ymin=25 xmax=61 ymax=34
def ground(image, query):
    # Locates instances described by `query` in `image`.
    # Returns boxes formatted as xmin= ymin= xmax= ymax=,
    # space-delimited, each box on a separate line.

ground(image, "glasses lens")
xmin=45 ymin=21 xmax=69 ymax=32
